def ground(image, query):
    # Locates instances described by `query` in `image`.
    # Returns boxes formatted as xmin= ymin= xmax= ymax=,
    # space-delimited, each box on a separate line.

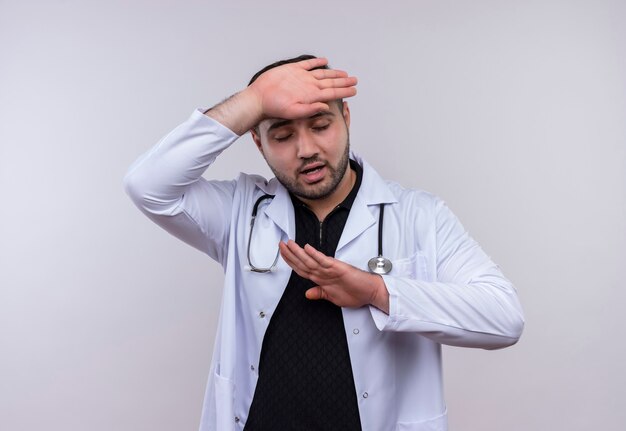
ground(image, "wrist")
xmin=204 ymin=89 xmax=263 ymax=135
xmin=369 ymin=273 xmax=390 ymax=314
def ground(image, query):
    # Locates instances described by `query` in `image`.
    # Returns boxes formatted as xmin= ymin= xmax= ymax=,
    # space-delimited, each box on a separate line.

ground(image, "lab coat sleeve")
xmin=369 ymin=198 xmax=525 ymax=349
xmin=123 ymin=109 xmax=240 ymax=265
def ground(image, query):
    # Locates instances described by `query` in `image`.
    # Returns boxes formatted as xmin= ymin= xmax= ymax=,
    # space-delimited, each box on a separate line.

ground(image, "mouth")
xmin=300 ymin=162 xmax=325 ymax=175
xmin=299 ymin=162 xmax=326 ymax=183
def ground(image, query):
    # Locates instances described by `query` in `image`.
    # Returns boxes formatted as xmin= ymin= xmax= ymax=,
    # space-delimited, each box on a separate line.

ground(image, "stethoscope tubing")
xmin=247 ymin=194 xmax=392 ymax=274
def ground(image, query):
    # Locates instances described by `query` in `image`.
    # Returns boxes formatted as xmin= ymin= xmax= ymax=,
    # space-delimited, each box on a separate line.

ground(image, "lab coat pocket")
xmin=392 ymin=251 xmax=431 ymax=281
xmin=214 ymin=369 xmax=235 ymax=430
xmin=396 ymin=410 xmax=448 ymax=430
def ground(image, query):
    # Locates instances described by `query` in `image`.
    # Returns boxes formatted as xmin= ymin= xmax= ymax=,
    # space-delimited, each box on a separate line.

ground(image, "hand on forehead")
xmin=248 ymin=57 xmax=357 ymax=122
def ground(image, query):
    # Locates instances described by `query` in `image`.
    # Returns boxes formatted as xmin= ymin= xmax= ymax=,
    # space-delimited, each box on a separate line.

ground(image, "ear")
xmin=342 ymin=102 xmax=351 ymax=128
xmin=250 ymin=127 xmax=264 ymax=154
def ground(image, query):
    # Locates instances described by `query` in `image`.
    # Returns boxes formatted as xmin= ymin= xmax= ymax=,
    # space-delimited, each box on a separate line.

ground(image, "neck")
xmin=300 ymin=167 xmax=356 ymax=221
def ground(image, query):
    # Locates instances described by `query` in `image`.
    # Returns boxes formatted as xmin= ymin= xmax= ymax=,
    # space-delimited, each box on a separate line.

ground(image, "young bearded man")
xmin=125 ymin=55 xmax=524 ymax=431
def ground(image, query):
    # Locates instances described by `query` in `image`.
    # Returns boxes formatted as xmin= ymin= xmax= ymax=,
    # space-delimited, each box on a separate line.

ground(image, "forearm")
xmin=375 ymin=271 xmax=524 ymax=349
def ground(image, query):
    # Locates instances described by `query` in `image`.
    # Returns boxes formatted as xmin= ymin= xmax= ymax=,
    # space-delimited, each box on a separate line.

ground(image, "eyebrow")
xmin=266 ymin=110 xmax=335 ymax=133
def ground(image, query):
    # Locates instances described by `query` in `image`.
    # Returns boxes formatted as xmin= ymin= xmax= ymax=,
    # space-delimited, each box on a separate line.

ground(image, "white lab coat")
xmin=124 ymin=109 xmax=525 ymax=431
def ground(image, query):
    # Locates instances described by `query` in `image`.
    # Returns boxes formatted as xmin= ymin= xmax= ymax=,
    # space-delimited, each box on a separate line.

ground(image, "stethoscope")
xmin=247 ymin=194 xmax=393 ymax=275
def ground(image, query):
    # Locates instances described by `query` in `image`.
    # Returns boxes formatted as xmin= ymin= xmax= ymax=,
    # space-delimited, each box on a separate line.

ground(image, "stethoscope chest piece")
xmin=368 ymin=256 xmax=392 ymax=275
xmin=367 ymin=203 xmax=392 ymax=274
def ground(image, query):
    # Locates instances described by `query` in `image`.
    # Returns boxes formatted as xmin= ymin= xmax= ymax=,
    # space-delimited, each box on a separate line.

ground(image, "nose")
xmin=295 ymin=130 xmax=319 ymax=159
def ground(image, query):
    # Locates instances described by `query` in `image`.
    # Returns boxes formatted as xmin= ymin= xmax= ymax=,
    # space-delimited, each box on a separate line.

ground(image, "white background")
xmin=1 ymin=0 xmax=625 ymax=430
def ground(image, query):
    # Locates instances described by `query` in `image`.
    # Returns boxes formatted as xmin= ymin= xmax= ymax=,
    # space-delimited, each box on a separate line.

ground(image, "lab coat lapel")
xmin=336 ymin=155 xmax=398 ymax=252
xmin=261 ymin=180 xmax=295 ymax=239
xmin=336 ymin=194 xmax=376 ymax=252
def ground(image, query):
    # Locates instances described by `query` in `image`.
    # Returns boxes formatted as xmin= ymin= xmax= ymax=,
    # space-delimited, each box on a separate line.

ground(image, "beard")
xmin=266 ymin=136 xmax=351 ymax=201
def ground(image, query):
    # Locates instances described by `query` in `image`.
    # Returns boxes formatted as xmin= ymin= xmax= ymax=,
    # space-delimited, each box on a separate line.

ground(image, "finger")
xmin=316 ymin=77 xmax=358 ymax=90
xmin=285 ymin=241 xmax=320 ymax=270
xmin=310 ymin=68 xmax=349 ymax=80
xmin=279 ymin=241 xmax=305 ymax=268
xmin=317 ymin=87 xmax=358 ymax=101
xmin=280 ymin=249 xmax=309 ymax=277
xmin=303 ymin=244 xmax=334 ymax=269
xmin=305 ymin=286 xmax=326 ymax=301
xmin=299 ymin=57 xmax=328 ymax=70
xmin=279 ymin=241 xmax=317 ymax=278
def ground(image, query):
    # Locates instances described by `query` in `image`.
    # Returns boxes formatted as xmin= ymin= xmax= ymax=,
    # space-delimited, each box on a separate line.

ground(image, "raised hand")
xmin=248 ymin=57 xmax=358 ymax=121
xmin=205 ymin=57 xmax=357 ymax=135
xmin=279 ymin=240 xmax=389 ymax=313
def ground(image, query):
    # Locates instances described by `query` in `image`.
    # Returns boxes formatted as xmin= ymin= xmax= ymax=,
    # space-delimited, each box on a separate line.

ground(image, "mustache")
xmin=298 ymin=156 xmax=326 ymax=171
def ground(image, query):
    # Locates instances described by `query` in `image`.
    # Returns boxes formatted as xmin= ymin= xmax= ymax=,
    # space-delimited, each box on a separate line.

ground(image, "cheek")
xmin=326 ymin=130 xmax=348 ymax=154
xmin=263 ymin=145 xmax=296 ymax=171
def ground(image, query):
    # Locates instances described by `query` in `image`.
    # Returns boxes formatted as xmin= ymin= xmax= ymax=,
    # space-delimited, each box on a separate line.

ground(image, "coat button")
xmin=259 ymin=311 xmax=266 ymax=318
xmin=250 ymin=364 xmax=255 ymax=371
xmin=234 ymin=416 xmax=240 ymax=423
xmin=353 ymin=328 xmax=360 ymax=335
xmin=362 ymin=392 xmax=369 ymax=398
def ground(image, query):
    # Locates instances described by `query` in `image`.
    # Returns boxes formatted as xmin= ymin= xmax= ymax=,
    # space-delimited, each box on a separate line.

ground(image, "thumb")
xmin=305 ymin=286 xmax=324 ymax=300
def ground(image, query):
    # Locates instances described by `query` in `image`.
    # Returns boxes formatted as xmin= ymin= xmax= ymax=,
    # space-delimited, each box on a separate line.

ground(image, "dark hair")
xmin=248 ymin=54 xmax=323 ymax=86
xmin=248 ymin=54 xmax=344 ymax=111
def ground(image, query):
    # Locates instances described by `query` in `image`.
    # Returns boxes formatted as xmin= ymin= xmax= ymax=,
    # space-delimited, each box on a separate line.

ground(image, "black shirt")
xmin=244 ymin=160 xmax=363 ymax=431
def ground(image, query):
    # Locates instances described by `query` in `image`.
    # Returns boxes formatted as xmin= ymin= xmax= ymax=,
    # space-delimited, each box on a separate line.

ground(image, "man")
xmin=124 ymin=55 xmax=524 ymax=431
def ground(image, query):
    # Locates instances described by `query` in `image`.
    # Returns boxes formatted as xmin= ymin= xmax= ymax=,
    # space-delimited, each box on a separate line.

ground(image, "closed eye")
xmin=313 ymin=124 xmax=330 ymax=132
xmin=273 ymin=133 xmax=292 ymax=142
